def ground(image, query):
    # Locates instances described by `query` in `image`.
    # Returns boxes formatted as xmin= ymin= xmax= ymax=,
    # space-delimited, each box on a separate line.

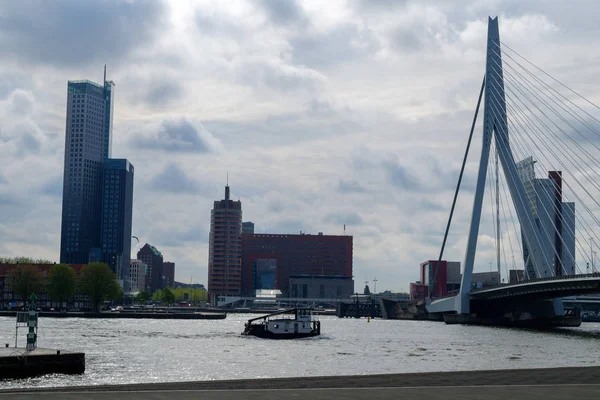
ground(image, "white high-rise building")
xmin=516 ymin=158 xmax=576 ymax=278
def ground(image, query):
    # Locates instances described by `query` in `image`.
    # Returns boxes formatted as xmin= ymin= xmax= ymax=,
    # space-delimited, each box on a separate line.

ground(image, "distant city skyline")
xmin=1 ymin=1 xmax=599 ymax=291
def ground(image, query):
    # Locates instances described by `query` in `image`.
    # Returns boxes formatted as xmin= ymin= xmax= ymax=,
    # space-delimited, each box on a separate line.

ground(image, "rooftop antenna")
xmin=343 ymin=224 xmax=346 ymax=235
xmin=227 ymin=172 xmax=229 ymax=186
xmin=103 ymin=64 xmax=107 ymax=85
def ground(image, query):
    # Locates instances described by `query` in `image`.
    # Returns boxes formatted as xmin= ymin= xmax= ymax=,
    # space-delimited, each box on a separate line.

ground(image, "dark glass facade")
xmin=60 ymin=78 xmax=115 ymax=265
xmin=208 ymin=185 xmax=242 ymax=304
xmin=100 ymin=159 xmax=134 ymax=287
xmin=163 ymin=261 xmax=175 ymax=287
xmin=241 ymin=233 xmax=353 ymax=296
xmin=137 ymin=244 xmax=163 ymax=294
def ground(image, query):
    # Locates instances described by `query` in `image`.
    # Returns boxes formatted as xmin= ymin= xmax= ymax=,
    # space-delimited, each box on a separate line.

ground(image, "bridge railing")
xmin=470 ymin=272 xmax=600 ymax=293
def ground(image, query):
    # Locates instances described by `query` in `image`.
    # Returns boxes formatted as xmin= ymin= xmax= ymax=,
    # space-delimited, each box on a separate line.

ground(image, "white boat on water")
xmin=242 ymin=308 xmax=320 ymax=339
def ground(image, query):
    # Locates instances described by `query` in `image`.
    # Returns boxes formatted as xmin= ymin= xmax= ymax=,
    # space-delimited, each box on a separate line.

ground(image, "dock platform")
xmin=0 ymin=347 xmax=85 ymax=379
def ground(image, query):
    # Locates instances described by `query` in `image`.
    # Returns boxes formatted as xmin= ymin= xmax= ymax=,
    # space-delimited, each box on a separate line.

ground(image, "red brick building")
xmin=241 ymin=233 xmax=353 ymax=296
xmin=0 ymin=263 xmax=86 ymax=309
xmin=208 ymin=185 xmax=242 ymax=304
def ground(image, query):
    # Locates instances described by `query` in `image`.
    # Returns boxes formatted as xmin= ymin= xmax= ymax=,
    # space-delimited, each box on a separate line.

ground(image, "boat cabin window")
xmin=273 ymin=324 xmax=279 ymax=328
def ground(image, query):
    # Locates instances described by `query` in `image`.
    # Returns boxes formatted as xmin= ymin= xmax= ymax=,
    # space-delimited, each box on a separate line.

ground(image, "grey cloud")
xmin=259 ymin=0 xmax=307 ymax=26
xmin=8 ymin=90 xmax=34 ymax=115
xmin=323 ymin=212 xmax=364 ymax=226
xmin=143 ymin=81 xmax=185 ymax=107
xmin=133 ymin=118 xmax=224 ymax=153
xmin=0 ymin=0 xmax=167 ymax=67
xmin=265 ymin=219 xmax=310 ymax=235
xmin=290 ymin=24 xmax=378 ymax=69
xmin=383 ymin=160 xmax=422 ymax=190
xmin=0 ymin=174 xmax=6 ymax=184
xmin=337 ymin=180 xmax=368 ymax=194
xmin=41 ymin=176 xmax=63 ymax=198
xmin=156 ymin=225 xmax=209 ymax=247
xmin=391 ymin=28 xmax=424 ymax=52
xmin=352 ymin=0 xmax=409 ymax=11
xmin=150 ymin=163 xmax=200 ymax=194
xmin=235 ymin=58 xmax=326 ymax=92
xmin=195 ymin=11 xmax=244 ymax=38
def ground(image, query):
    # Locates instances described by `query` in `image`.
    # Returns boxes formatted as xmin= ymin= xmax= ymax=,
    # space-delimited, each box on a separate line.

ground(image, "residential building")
xmin=1 ymin=264 xmax=87 ymax=310
xmin=419 ymin=260 xmax=461 ymax=299
xmin=472 ymin=271 xmax=500 ymax=288
xmin=208 ymin=185 xmax=242 ymax=304
xmin=137 ymin=244 xmax=163 ymax=294
xmin=100 ymin=158 xmax=134 ymax=288
xmin=410 ymin=260 xmax=461 ymax=300
xmin=242 ymin=221 xmax=255 ymax=234
xmin=60 ymin=73 xmax=115 ymax=265
xmin=516 ymin=157 xmax=576 ymax=278
xmin=129 ymin=259 xmax=147 ymax=293
xmin=163 ymin=261 xmax=175 ymax=288
xmin=509 ymin=269 xmax=524 ymax=284
xmin=241 ymin=233 xmax=353 ymax=296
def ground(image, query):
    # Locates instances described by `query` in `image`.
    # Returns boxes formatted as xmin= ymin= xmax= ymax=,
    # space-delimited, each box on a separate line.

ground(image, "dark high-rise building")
xmin=100 ymin=159 xmax=134 ymax=286
xmin=163 ymin=261 xmax=175 ymax=288
xmin=241 ymin=233 xmax=353 ymax=296
xmin=242 ymin=221 xmax=255 ymax=234
xmin=208 ymin=185 xmax=242 ymax=304
xmin=137 ymin=243 xmax=163 ymax=294
xmin=60 ymin=71 xmax=115 ymax=265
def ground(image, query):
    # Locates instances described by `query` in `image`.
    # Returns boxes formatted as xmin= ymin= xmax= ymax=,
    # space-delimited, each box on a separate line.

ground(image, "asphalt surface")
xmin=1 ymin=385 xmax=599 ymax=400
xmin=2 ymin=366 xmax=600 ymax=399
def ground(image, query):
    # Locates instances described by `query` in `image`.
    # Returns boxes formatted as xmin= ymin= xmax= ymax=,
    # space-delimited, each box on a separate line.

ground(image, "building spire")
xmin=104 ymin=64 xmax=107 ymax=85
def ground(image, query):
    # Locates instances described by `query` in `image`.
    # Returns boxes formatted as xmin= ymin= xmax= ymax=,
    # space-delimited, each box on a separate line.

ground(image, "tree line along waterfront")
xmin=0 ymin=258 xmax=207 ymax=312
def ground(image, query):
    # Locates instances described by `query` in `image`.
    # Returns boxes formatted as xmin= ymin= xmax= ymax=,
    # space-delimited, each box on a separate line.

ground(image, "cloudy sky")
xmin=1 ymin=0 xmax=599 ymax=292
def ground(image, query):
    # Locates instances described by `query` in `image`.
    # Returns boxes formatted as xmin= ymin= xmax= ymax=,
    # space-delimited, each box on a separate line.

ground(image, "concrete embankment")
xmin=0 ymin=347 xmax=84 ymax=379
xmin=0 ymin=311 xmax=226 ymax=320
xmin=2 ymin=365 xmax=600 ymax=397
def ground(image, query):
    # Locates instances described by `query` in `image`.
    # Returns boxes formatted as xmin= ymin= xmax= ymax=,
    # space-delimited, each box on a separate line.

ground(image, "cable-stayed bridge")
xmin=425 ymin=16 xmax=600 ymax=326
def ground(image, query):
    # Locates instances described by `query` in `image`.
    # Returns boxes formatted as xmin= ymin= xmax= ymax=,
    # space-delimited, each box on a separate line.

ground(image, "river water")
xmin=1 ymin=315 xmax=600 ymax=389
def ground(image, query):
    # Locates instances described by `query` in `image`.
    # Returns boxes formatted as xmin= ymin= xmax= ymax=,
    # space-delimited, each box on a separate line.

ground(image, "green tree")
xmin=162 ymin=287 xmax=175 ymax=305
xmin=0 ymin=257 xmax=54 ymax=264
xmin=152 ymin=289 xmax=163 ymax=302
xmin=78 ymin=263 xmax=120 ymax=312
xmin=10 ymin=264 xmax=43 ymax=302
xmin=136 ymin=291 xmax=149 ymax=303
xmin=47 ymin=264 xmax=76 ymax=307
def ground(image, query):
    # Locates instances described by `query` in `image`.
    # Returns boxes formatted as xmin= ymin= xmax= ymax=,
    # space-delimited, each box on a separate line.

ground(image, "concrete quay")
xmin=0 ymin=347 xmax=84 ymax=379
xmin=0 ymin=311 xmax=226 ymax=320
xmin=2 ymin=366 xmax=600 ymax=399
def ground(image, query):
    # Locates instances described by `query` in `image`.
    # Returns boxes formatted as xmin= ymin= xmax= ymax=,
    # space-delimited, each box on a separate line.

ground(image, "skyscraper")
xmin=163 ymin=261 xmax=175 ymax=288
xmin=242 ymin=221 xmax=255 ymax=234
xmin=516 ymin=157 xmax=576 ymax=278
xmin=100 ymin=159 xmax=134 ymax=287
xmin=137 ymin=243 xmax=164 ymax=294
xmin=60 ymin=72 xmax=115 ymax=264
xmin=208 ymin=185 xmax=242 ymax=304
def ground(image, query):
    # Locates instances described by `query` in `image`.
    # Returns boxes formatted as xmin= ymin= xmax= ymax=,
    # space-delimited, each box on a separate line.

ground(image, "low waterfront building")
xmin=288 ymin=275 xmax=354 ymax=299
xmin=0 ymin=263 xmax=89 ymax=310
xmin=241 ymin=232 xmax=353 ymax=297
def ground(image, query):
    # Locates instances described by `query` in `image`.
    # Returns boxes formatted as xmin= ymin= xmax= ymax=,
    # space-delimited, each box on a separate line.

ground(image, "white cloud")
xmin=1 ymin=1 xmax=599 ymax=291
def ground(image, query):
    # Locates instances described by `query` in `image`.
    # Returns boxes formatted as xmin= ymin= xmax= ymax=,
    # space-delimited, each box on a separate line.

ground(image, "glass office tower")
xmin=60 ymin=75 xmax=115 ymax=264
xmin=100 ymin=159 xmax=134 ymax=288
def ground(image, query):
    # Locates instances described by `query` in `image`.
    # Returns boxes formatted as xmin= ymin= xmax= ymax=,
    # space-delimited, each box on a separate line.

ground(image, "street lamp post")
xmin=373 ymin=277 xmax=378 ymax=295
xmin=590 ymin=238 xmax=595 ymax=273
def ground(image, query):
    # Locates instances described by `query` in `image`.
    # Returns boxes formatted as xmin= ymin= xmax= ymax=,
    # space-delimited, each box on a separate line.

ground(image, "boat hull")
xmin=243 ymin=330 xmax=320 ymax=339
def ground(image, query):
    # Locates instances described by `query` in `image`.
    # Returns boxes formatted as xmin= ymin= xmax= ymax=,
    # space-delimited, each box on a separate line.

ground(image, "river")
xmin=1 ymin=315 xmax=599 ymax=389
